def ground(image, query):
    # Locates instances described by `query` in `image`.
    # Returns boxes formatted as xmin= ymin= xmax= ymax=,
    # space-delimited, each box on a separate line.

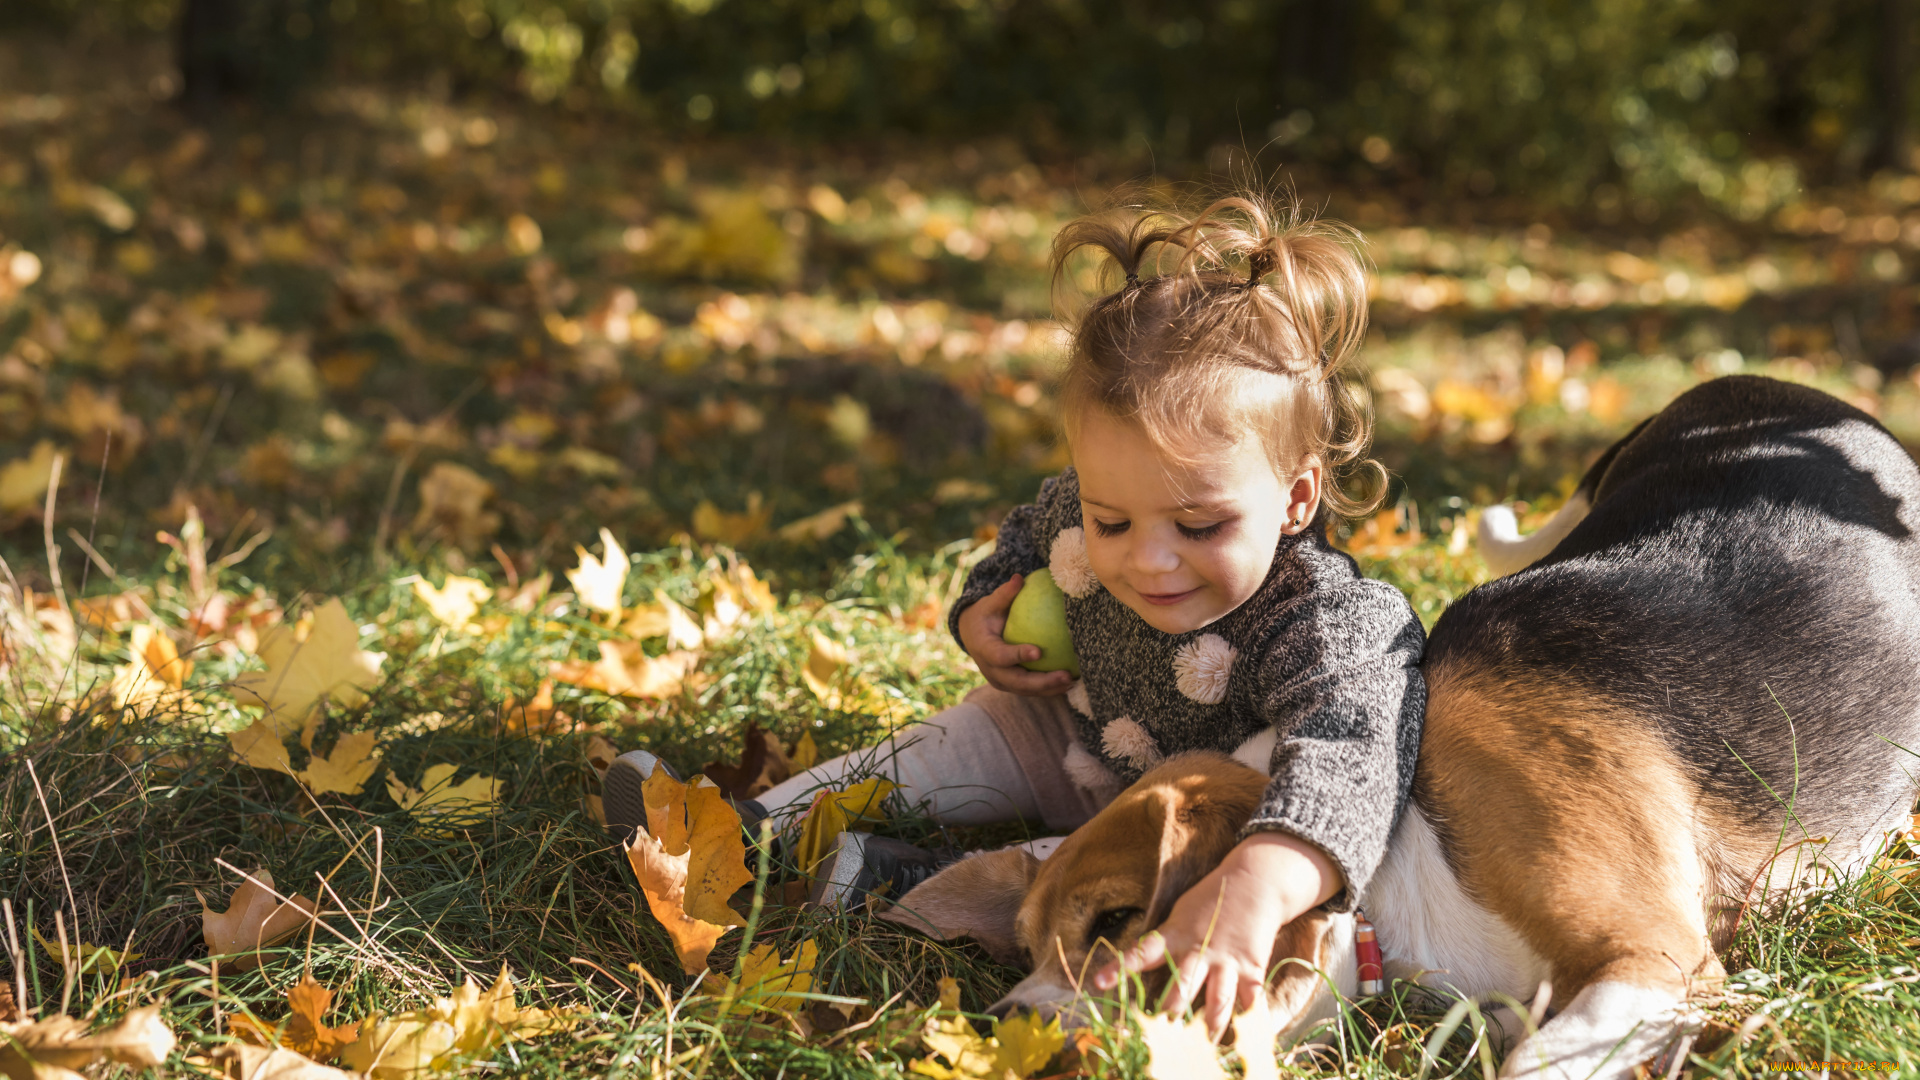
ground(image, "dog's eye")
xmin=1086 ymin=907 xmax=1143 ymax=946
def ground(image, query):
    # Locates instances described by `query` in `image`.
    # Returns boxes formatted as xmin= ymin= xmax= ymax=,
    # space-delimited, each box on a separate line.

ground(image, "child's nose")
xmin=1127 ymin=538 xmax=1181 ymax=575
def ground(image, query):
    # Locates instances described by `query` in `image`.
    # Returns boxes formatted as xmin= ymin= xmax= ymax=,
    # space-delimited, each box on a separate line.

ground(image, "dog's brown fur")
xmin=1416 ymin=663 xmax=1725 ymax=1007
xmin=881 ymin=753 xmax=1335 ymax=1020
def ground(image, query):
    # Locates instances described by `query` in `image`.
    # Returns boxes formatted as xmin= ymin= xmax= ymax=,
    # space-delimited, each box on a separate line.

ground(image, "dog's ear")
xmin=877 ymin=847 xmax=1041 ymax=967
xmin=1143 ymin=782 xmax=1255 ymax=928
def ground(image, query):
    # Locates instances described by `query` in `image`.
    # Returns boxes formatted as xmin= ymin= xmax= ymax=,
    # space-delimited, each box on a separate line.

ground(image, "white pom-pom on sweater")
xmin=1049 ymin=526 xmax=1098 ymax=598
xmin=1172 ymin=633 xmax=1238 ymax=705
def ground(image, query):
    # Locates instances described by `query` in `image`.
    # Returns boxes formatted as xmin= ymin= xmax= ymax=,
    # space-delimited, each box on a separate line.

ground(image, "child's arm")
xmin=1094 ymin=832 xmax=1339 ymax=1037
xmin=948 ymin=470 xmax=1081 ymax=696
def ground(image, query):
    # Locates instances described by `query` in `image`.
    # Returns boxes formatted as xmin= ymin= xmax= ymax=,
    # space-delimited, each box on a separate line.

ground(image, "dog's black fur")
xmin=1431 ymin=375 xmax=1920 ymax=851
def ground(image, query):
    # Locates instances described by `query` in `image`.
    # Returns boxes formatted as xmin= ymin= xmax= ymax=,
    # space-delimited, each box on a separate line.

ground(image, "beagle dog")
xmin=881 ymin=376 xmax=1920 ymax=1078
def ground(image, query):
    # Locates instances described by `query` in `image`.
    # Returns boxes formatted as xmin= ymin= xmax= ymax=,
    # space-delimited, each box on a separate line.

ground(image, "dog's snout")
xmin=982 ymin=998 xmax=1017 ymax=1023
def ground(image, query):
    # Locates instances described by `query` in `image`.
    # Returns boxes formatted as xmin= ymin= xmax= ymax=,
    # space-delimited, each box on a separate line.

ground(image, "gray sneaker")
xmin=603 ymin=749 xmax=772 ymax=850
xmin=808 ymin=832 xmax=954 ymax=911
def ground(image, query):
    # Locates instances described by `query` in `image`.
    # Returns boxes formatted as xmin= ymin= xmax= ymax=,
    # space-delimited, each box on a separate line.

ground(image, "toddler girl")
xmin=606 ymin=192 xmax=1425 ymax=1033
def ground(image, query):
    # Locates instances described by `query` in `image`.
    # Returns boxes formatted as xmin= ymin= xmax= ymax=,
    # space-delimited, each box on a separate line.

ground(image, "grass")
xmin=5 ymin=35 xmax=1920 ymax=1079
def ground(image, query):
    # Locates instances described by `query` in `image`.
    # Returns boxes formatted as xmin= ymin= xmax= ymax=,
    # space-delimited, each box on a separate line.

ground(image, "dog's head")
xmin=879 ymin=752 xmax=1337 ymax=1025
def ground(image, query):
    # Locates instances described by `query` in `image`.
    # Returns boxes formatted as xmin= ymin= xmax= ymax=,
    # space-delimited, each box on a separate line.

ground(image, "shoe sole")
xmin=808 ymin=831 xmax=871 ymax=911
xmin=603 ymin=750 xmax=678 ymax=842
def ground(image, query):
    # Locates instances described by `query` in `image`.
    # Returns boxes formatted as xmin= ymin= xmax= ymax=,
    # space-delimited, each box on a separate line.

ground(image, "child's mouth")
xmin=1139 ymin=587 xmax=1200 ymax=606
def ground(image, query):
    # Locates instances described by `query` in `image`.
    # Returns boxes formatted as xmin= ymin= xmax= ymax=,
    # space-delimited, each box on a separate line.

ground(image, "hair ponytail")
xmin=1052 ymin=189 xmax=1386 ymax=520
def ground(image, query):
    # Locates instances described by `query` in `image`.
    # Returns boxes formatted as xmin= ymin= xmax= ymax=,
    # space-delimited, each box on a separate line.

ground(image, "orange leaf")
xmin=550 ymin=641 xmax=697 ymax=698
xmin=231 ymin=977 xmax=360 ymax=1063
xmin=624 ymin=770 xmax=752 ymax=973
xmin=197 ymin=872 xmax=318 ymax=973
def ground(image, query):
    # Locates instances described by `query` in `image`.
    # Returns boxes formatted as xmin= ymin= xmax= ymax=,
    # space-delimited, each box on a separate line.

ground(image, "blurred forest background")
xmin=1 ymin=0 xmax=1918 ymax=589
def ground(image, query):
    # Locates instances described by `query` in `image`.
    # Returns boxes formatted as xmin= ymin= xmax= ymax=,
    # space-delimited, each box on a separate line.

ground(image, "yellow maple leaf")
xmin=229 ymin=719 xmax=382 ymax=796
xmin=622 ymin=589 xmax=704 ymax=649
xmin=111 ymin=623 xmax=195 ymax=711
xmin=566 ymin=528 xmax=629 ymax=617
xmin=625 ymin=770 xmax=752 ymax=973
xmin=28 ymin=927 xmax=141 ymax=975
xmin=702 ymin=940 xmax=820 ymax=1015
xmin=387 ymin=764 xmax=500 ymax=838
xmin=793 ymin=777 xmax=896 ymax=879
xmin=229 ymin=976 xmax=361 ymax=1062
xmin=910 ymin=1003 xmax=1062 ymax=1080
xmin=232 ymin=598 xmax=385 ymax=736
xmin=692 ymin=492 xmax=769 ymax=546
xmin=0 ymin=439 xmax=59 ymax=514
xmin=550 ymin=640 xmax=697 ymax=698
xmin=339 ymin=967 xmax=583 ymax=1078
xmin=411 ymin=575 xmax=490 ymax=632
xmin=198 ymin=871 xmax=319 ymax=973
xmin=1138 ymin=1011 xmax=1229 ymax=1080
xmin=0 ymin=1006 xmax=174 ymax=1077
xmin=502 ymin=678 xmax=574 ymax=736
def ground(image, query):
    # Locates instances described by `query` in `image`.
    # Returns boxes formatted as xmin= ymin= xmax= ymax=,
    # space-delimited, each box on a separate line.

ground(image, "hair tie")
xmin=1125 ymin=272 xmax=1140 ymax=286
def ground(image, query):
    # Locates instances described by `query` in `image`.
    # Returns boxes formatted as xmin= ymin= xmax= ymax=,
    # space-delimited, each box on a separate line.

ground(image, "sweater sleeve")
xmin=1240 ymin=580 xmax=1426 ymax=912
xmin=946 ymin=470 xmax=1075 ymax=649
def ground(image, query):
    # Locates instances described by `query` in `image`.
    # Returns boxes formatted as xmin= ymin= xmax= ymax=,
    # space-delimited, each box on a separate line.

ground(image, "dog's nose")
xmin=983 ymin=998 xmax=1016 ymax=1024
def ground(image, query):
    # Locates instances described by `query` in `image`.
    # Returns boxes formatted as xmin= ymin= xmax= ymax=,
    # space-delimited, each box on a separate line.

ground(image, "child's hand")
xmin=957 ymin=575 xmax=1075 ymax=696
xmin=1093 ymin=832 xmax=1340 ymax=1038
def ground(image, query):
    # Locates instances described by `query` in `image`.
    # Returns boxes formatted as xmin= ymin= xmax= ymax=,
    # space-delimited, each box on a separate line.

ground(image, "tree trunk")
xmin=1868 ymin=0 xmax=1911 ymax=172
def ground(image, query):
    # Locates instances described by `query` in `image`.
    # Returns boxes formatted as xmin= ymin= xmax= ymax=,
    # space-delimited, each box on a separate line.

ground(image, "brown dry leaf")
xmin=566 ymin=528 xmax=630 ymax=617
xmin=72 ymin=589 xmax=154 ymax=631
xmin=0 ymin=1006 xmax=175 ymax=1079
xmin=198 ymin=871 xmax=320 ymax=972
xmin=230 ymin=976 xmax=361 ymax=1062
xmin=624 ymin=770 xmax=752 ymax=973
xmin=584 ymin=733 xmax=620 ymax=778
xmin=0 ymin=984 xmax=17 ymax=1024
xmin=386 ymin=763 xmax=501 ymax=838
xmin=202 ymin=1043 xmax=358 ymax=1079
xmin=411 ymin=462 xmax=499 ymax=552
xmin=551 ymin=640 xmax=698 ymax=699
xmin=231 ymin=598 xmax=386 ymax=736
xmin=495 ymin=570 xmax=553 ymax=614
xmin=702 ymin=724 xmax=793 ymax=801
xmin=692 ymin=492 xmax=770 ymax=546
xmin=339 ymin=967 xmax=584 ymax=1079
xmin=1137 ymin=1011 xmax=1229 ymax=1080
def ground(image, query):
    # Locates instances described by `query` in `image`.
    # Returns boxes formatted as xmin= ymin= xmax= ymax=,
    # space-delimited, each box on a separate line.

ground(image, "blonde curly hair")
xmin=1051 ymin=191 xmax=1385 ymax=519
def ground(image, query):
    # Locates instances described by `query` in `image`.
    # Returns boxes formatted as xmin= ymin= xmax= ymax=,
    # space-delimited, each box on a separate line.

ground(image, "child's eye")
xmin=1177 ymin=521 xmax=1226 ymax=541
xmin=1092 ymin=519 xmax=1129 ymax=538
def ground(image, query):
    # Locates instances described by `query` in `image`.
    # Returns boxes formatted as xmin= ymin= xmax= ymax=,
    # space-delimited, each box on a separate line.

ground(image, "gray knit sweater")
xmin=949 ymin=467 xmax=1426 ymax=908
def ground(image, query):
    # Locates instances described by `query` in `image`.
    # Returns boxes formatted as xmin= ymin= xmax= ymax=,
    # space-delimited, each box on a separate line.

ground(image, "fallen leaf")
xmin=789 ymin=731 xmax=820 ymax=771
xmin=201 ymin=1043 xmax=359 ymax=1079
xmin=0 ymin=440 xmax=59 ymax=515
xmin=566 ymin=528 xmax=629 ymax=617
xmin=110 ymin=623 xmax=194 ymax=711
xmin=992 ymin=1012 xmax=1067 ymax=1078
xmin=1339 ymin=509 xmax=1421 ymax=557
xmin=793 ymin=777 xmax=896 ymax=879
xmin=410 ymin=462 xmax=499 ymax=552
xmin=387 ymin=764 xmax=501 ymax=838
xmin=910 ymin=1002 xmax=1062 ymax=1080
xmin=229 ymin=719 xmax=383 ymax=796
xmin=1138 ymin=1011 xmax=1229 ymax=1080
xmin=799 ymin=628 xmax=885 ymax=712
xmin=27 ymin=928 xmax=140 ymax=976
xmin=584 ymin=733 xmax=620 ymax=778
xmin=503 ymin=679 xmax=573 ymax=735
xmin=495 ymin=570 xmax=552 ymax=614
xmin=339 ymin=967 xmax=583 ymax=1079
xmin=701 ymin=940 xmax=820 ymax=1015
xmin=777 ymin=500 xmax=862 ymax=543
xmin=622 ymin=590 xmax=704 ymax=649
xmin=550 ymin=640 xmax=698 ymax=698
xmin=229 ymin=976 xmax=361 ymax=1062
xmin=299 ymin=731 xmax=383 ymax=796
xmin=71 ymin=589 xmax=154 ymax=632
xmin=703 ymin=724 xmax=792 ymax=801
xmin=624 ymin=769 xmax=752 ymax=973
xmin=692 ymin=492 xmax=769 ymax=546
xmin=1234 ymin=995 xmax=1281 ymax=1080
xmin=0 ymin=1006 xmax=174 ymax=1078
xmin=198 ymin=871 xmax=320 ymax=973
xmin=412 ymin=575 xmax=490 ymax=632
xmin=231 ymin=598 xmax=386 ymax=736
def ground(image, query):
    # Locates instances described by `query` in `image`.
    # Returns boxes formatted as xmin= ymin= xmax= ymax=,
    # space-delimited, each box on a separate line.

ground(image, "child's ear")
xmin=877 ymin=848 xmax=1041 ymax=967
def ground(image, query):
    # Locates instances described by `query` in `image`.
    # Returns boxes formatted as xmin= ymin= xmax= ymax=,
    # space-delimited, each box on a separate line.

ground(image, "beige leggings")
xmin=757 ymin=686 xmax=1110 ymax=836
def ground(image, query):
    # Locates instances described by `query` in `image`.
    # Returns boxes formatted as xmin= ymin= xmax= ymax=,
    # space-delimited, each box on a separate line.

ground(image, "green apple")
xmin=1002 ymin=568 xmax=1080 ymax=677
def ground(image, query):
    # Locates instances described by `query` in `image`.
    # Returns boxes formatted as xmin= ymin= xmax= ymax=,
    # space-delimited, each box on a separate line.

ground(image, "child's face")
xmin=1072 ymin=409 xmax=1315 ymax=635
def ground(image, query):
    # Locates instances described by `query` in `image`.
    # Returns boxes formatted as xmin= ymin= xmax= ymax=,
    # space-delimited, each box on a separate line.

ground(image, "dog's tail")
xmin=1477 ymin=492 xmax=1590 ymax=578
